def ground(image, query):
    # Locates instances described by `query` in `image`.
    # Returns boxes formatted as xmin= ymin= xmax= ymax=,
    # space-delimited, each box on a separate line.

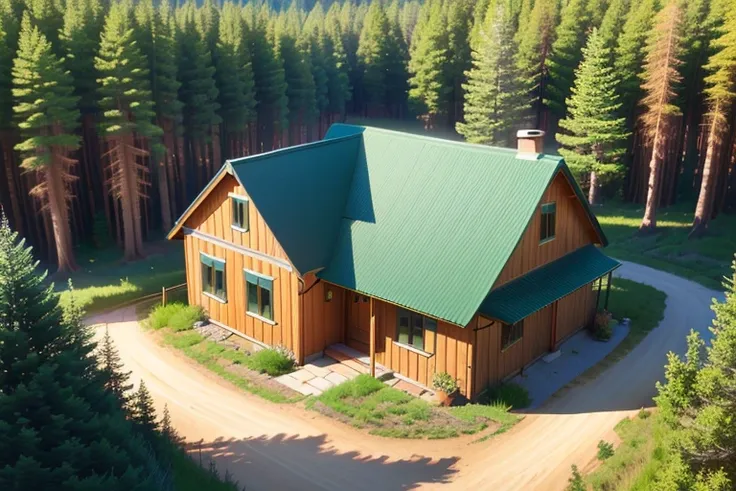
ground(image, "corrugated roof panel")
xmin=479 ymin=245 xmax=621 ymax=324
xmin=318 ymin=126 xmax=565 ymax=326
xmin=230 ymin=135 xmax=361 ymax=274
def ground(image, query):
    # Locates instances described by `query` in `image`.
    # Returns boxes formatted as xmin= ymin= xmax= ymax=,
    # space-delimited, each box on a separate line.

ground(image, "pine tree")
xmin=304 ymin=2 xmax=330 ymax=130
xmin=457 ymin=0 xmax=528 ymax=145
xmin=545 ymin=0 xmax=591 ymax=119
xmin=160 ymin=403 xmax=181 ymax=446
xmin=96 ymin=1 xmax=162 ymax=260
xmin=12 ymin=13 xmax=80 ymax=272
xmin=131 ymin=379 xmax=159 ymax=442
xmin=597 ymin=0 xmax=631 ymax=51
xmin=357 ymin=1 xmax=392 ymax=116
xmin=215 ymin=1 xmax=256 ymax=157
xmin=400 ymin=0 xmax=422 ymax=45
xmin=445 ymin=0 xmax=474 ymax=127
xmin=243 ymin=3 xmax=288 ymax=151
xmin=99 ymin=326 xmax=133 ymax=407
xmin=408 ymin=0 xmax=449 ymax=128
xmin=516 ymin=0 xmax=559 ymax=129
xmin=690 ymin=9 xmax=736 ymax=237
xmin=0 ymin=217 xmax=168 ymax=489
xmin=324 ymin=4 xmax=351 ymax=119
xmin=556 ymin=28 xmax=629 ymax=204
xmin=639 ymin=0 xmax=683 ymax=232
xmin=384 ymin=0 xmax=410 ymax=118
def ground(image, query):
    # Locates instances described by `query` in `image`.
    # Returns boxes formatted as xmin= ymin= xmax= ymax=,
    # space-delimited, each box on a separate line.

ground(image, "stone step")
xmin=324 ymin=346 xmax=394 ymax=380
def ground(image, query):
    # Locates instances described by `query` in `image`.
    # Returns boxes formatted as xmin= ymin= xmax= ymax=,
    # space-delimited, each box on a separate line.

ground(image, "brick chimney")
xmin=516 ymin=129 xmax=545 ymax=156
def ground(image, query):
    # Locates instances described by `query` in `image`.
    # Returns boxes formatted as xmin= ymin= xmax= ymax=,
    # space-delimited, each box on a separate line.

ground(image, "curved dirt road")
xmin=89 ymin=261 xmax=721 ymax=491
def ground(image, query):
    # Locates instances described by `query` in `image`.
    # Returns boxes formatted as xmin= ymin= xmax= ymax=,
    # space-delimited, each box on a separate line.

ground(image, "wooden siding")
xmin=555 ymin=282 xmax=598 ymax=343
xmin=186 ymin=173 xmax=291 ymax=262
xmin=301 ymin=274 xmax=346 ymax=358
xmin=494 ymin=172 xmax=601 ymax=288
xmin=181 ymin=174 xmax=302 ymax=361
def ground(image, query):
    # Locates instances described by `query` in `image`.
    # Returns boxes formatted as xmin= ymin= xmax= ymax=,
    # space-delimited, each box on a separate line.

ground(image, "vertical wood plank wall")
xmin=493 ymin=172 xmax=600 ymax=288
xmin=301 ymin=275 xmax=346 ymax=358
xmin=555 ymin=283 xmax=598 ymax=343
xmin=182 ymin=173 xmax=301 ymax=360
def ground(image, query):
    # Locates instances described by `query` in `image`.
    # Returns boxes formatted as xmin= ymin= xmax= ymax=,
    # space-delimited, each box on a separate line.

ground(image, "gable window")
xmin=201 ymin=253 xmax=226 ymax=302
xmin=540 ymin=202 xmax=556 ymax=243
xmin=501 ymin=321 xmax=524 ymax=350
xmin=231 ymin=195 xmax=249 ymax=232
xmin=245 ymin=270 xmax=273 ymax=322
xmin=396 ymin=308 xmax=436 ymax=352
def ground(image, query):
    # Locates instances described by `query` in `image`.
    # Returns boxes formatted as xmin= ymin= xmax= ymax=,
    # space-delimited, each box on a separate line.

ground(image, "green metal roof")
xmin=479 ymin=245 xmax=621 ymax=324
xmin=229 ymin=135 xmax=361 ymax=274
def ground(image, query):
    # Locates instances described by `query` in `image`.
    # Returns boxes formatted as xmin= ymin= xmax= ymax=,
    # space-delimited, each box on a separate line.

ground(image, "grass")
xmin=597 ymin=200 xmax=736 ymax=290
xmin=307 ymin=374 xmax=521 ymax=439
xmin=247 ymin=348 xmax=296 ymax=376
xmin=57 ymin=240 xmax=185 ymax=314
xmin=171 ymin=447 xmax=240 ymax=491
xmin=478 ymin=382 xmax=531 ymax=409
xmin=586 ymin=410 xmax=676 ymax=491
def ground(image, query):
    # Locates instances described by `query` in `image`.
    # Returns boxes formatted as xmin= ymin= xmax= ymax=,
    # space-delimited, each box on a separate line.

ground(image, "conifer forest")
xmin=0 ymin=0 xmax=734 ymax=271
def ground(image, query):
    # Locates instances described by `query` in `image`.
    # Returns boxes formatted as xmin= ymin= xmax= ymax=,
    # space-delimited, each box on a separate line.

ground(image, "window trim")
xmin=229 ymin=193 xmax=249 ymax=233
xmin=539 ymin=201 xmax=556 ymax=244
xmin=396 ymin=308 xmax=437 ymax=354
xmin=501 ymin=320 xmax=524 ymax=351
xmin=200 ymin=252 xmax=227 ymax=303
xmin=244 ymin=268 xmax=275 ymax=324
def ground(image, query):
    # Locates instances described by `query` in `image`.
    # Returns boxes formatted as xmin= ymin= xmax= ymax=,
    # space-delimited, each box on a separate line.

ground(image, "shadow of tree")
xmin=185 ymin=433 xmax=459 ymax=491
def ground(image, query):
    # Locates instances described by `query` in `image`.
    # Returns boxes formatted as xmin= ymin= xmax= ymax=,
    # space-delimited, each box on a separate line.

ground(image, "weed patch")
xmin=479 ymin=382 xmax=531 ymax=409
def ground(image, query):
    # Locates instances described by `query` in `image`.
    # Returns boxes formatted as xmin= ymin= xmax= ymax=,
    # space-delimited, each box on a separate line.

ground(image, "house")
xmin=167 ymin=124 xmax=620 ymax=399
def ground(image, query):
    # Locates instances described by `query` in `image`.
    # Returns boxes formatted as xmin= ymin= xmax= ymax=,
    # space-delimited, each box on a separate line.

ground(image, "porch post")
xmin=595 ymin=277 xmax=602 ymax=309
xmin=369 ymin=297 xmax=376 ymax=377
xmin=604 ymin=272 xmax=613 ymax=310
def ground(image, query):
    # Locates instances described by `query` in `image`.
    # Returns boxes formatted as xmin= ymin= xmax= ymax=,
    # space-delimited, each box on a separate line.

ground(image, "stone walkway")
xmin=511 ymin=320 xmax=630 ymax=409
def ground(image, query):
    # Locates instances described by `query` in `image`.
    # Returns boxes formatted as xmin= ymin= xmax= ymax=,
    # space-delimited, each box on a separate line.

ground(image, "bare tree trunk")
xmin=640 ymin=133 xmax=666 ymax=232
xmin=212 ymin=125 xmax=221 ymax=172
xmin=588 ymin=171 xmax=599 ymax=205
xmin=44 ymin=162 xmax=77 ymax=272
xmin=690 ymin=105 xmax=723 ymax=238
xmin=0 ymin=131 xmax=24 ymax=235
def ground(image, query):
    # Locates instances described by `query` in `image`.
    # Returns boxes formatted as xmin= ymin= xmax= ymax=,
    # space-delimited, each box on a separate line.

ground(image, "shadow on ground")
xmin=185 ymin=433 xmax=460 ymax=491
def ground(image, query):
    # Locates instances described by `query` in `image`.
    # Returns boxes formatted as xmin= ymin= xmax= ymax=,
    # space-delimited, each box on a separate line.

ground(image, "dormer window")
xmin=540 ymin=202 xmax=556 ymax=243
xmin=230 ymin=194 xmax=249 ymax=232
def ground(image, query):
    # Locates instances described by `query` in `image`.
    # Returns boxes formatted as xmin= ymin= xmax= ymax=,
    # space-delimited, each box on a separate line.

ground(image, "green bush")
xmin=148 ymin=303 xmax=205 ymax=331
xmin=566 ymin=464 xmax=585 ymax=491
xmin=169 ymin=305 xmax=206 ymax=332
xmin=482 ymin=382 xmax=531 ymax=409
xmin=247 ymin=347 xmax=295 ymax=376
xmin=597 ymin=440 xmax=615 ymax=461
xmin=149 ymin=303 xmax=186 ymax=330
xmin=591 ymin=310 xmax=613 ymax=341
xmin=432 ymin=371 xmax=459 ymax=393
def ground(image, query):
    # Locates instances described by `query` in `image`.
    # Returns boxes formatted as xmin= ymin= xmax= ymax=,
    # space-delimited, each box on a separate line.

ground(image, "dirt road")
xmin=88 ymin=262 xmax=721 ymax=490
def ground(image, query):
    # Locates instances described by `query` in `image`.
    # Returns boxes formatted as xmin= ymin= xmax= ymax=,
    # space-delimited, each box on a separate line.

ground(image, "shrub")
xmin=597 ymin=440 xmax=614 ymax=461
xmin=566 ymin=464 xmax=586 ymax=491
xmin=591 ymin=310 xmax=613 ymax=341
xmin=248 ymin=347 xmax=295 ymax=376
xmin=148 ymin=303 xmax=186 ymax=330
xmin=432 ymin=372 xmax=459 ymax=393
xmin=168 ymin=305 xmax=206 ymax=332
xmin=482 ymin=382 xmax=531 ymax=409
xmin=638 ymin=408 xmax=651 ymax=420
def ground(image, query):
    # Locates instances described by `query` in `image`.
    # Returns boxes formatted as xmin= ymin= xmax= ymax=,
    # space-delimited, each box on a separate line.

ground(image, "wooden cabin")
xmin=168 ymin=125 xmax=619 ymax=399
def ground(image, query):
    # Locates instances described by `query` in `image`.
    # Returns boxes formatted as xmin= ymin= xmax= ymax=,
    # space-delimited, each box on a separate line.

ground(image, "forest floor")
xmin=55 ymin=239 xmax=185 ymax=314
xmin=597 ymin=201 xmax=736 ymax=290
xmin=89 ymin=262 xmax=719 ymax=491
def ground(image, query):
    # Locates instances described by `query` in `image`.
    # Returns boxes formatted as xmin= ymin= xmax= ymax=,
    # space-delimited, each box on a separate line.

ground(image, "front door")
xmin=347 ymin=293 xmax=371 ymax=353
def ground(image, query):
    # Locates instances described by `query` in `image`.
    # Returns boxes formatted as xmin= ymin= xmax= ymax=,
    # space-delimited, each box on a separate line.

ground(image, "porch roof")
xmin=478 ymin=245 xmax=621 ymax=325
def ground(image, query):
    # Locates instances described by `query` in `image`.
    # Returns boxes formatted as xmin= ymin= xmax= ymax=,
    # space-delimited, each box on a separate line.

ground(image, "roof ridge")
xmin=228 ymin=133 xmax=362 ymax=167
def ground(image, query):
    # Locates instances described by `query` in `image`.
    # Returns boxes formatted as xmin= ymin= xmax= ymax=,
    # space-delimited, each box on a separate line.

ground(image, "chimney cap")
xmin=517 ymin=129 xmax=545 ymax=138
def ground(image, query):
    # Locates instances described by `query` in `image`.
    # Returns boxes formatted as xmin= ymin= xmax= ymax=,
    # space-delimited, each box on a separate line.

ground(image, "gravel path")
xmin=88 ymin=261 xmax=722 ymax=491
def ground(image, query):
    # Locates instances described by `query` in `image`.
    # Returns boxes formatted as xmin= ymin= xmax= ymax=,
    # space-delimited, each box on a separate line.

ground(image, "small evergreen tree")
xmin=457 ymin=1 xmax=528 ymax=145
xmin=556 ymin=28 xmax=629 ymax=204
xmin=357 ymin=1 xmax=391 ymax=116
xmin=160 ymin=403 xmax=182 ymax=446
xmin=131 ymin=379 xmax=159 ymax=442
xmin=99 ymin=326 xmax=133 ymax=407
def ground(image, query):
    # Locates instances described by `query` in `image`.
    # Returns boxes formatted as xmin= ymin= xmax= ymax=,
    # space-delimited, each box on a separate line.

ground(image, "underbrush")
xmin=148 ymin=302 xmax=205 ymax=331
xmin=478 ymin=382 xmax=531 ymax=409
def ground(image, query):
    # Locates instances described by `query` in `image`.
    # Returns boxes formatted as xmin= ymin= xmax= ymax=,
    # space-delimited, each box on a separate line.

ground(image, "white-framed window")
xmin=230 ymin=194 xmax=249 ymax=232
xmin=540 ymin=202 xmax=556 ymax=243
xmin=396 ymin=308 xmax=437 ymax=352
xmin=245 ymin=270 xmax=273 ymax=322
xmin=502 ymin=321 xmax=523 ymax=350
xmin=201 ymin=253 xmax=226 ymax=302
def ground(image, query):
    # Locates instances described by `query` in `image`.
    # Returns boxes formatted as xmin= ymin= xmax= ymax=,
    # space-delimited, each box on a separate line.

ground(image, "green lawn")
xmin=56 ymin=240 xmax=186 ymax=314
xmin=586 ymin=410 xmax=676 ymax=491
xmin=597 ymin=201 xmax=736 ymax=290
xmin=307 ymin=374 xmax=520 ymax=439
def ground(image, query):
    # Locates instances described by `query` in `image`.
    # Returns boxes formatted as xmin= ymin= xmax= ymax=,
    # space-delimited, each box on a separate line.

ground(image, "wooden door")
xmin=347 ymin=293 xmax=371 ymax=353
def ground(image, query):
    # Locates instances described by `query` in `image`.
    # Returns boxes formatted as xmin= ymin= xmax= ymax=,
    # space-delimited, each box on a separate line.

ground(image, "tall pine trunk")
xmin=641 ymin=131 xmax=666 ymax=231
xmin=44 ymin=159 xmax=77 ymax=272
xmin=0 ymin=131 xmax=24 ymax=236
xmin=690 ymin=105 xmax=722 ymax=237
xmin=588 ymin=171 xmax=599 ymax=205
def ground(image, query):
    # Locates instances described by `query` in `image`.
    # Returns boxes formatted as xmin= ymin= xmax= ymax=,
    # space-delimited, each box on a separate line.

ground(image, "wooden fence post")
xmin=162 ymin=286 xmax=167 ymax=306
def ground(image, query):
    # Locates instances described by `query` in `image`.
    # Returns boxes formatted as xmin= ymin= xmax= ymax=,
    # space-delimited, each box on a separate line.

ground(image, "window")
xmin=396 ymin=308 xmax=437 ymax=352
xmin=201 ymin=253 xmax=226 ymax=302
xmin=501 ymin=321 xmax=524 ymax=349
xmin=540 ymin=202 xmax=556 ymax=243
xmin=231 ymin=196 xmax=249 ymax=232
xmin=245 ymin=270 xmax=273 ymax=321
